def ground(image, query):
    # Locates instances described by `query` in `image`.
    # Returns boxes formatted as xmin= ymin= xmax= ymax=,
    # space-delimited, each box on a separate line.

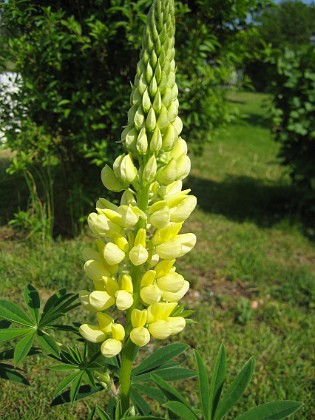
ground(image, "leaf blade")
xmin=0 ymin=300 xmax=33 ymax=326
xmin=14 ymin=330 xmax=36 ymax=365
xmin=24 ymin=284 xmax=40 ymax=324
xmin=235 ymin=400 xmax=303 ymax=420
xmin=210 ymin=344 xmax=226 ymax=419
xmin=164 ymin=401 xmax=199 ymax=420
xmin=214 ymin=357 xmax=255 ymax=420
xmin=0 ymin=327 xmax=33 ymax=342
xmin=195 ymin=350 xmax=210 ymax=420
xmin=132 ymin=343 xmax=188 ymax=376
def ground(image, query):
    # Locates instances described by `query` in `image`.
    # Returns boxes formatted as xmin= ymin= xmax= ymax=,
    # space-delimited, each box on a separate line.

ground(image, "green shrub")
xmin=271 ymin=47 xmax=315 ymax=205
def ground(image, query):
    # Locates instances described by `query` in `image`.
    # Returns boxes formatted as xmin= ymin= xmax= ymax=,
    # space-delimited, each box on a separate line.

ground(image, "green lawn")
xmin=0 ymin=92 xmax=314 ymax=418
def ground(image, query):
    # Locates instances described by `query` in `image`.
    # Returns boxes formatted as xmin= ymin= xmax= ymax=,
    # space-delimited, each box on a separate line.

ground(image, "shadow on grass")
xmin=243 ymin=112 xmax=272 ymax=129
xmin=189 ymin=174 xmax=314 ymax=238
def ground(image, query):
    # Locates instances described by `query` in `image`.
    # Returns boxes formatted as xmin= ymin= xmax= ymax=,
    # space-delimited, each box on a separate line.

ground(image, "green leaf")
xmin=53 ymin=370 xmax=80 ymax=397
xmin=133 ymin=367 xmax=196 ymax=382
xmin=70 ymin=371 xmax=84 ymax=402
xmin=96 ymin=406 xmax=112 ymax=420
xmin=50 ymin=384 xmax=104 ymax=406
xmin=210 ymin=344 xmax=226 ymax=419
xmin=133 ymin=343 xmax=188 ymax=376
xmin=132 ymin=383 xmax=166 ymax=403
xmin=151 ymin=374 xmax=188 ymax=405
xmin=164 ymin=401 xmax=199 ymax=420
xmin=0 ymin=300 xmax=33 ymax=326
xmin=0 ymin=363 xmax=30 ymax=385
xmin=37 ymin=331 xmax=60 ymax=356
xmin=214 ymin=357 xmax=255 ymax=420
xmin=14 ymin=330 xmax=36 ymax=365
xmin=40 ymin=290 xmax=79 ymax=326
xmin=0 ymin=327 xmax=33 ymax=342
xmin=235 ymin=401 xmax=302 ymax=420
xmin=24 ymin=284 xmax=40 ymax=324
xmin=130 ymin=387 xmax=152 ymax=416
xmin=195 ymin=350 xmax=210 ymax=420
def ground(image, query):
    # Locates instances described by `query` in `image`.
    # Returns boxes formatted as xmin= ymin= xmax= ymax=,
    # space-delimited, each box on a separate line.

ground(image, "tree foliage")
xmin=271 ymin=47 xmax=315 ymax=208
xmin=0 ymin=0 xmax=270 ymax=235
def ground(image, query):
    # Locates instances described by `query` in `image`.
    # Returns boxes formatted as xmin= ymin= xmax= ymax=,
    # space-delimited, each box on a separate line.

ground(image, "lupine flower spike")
xmin=79 ymin=0 xmax=196 ymax=361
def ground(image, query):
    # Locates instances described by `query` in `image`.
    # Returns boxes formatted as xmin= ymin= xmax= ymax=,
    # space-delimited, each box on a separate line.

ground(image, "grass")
xmin=0 ymin=92 xmax=314 ymax=418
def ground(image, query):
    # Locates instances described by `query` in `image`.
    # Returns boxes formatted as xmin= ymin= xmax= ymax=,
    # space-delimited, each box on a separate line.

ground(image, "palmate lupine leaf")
xmin=235 ymin=401 xmax=303 ymax=420
xmin=0 ymin=285 xmax=78 ymax=365
xmin=209 ymin=343 xmax=226 ymax=419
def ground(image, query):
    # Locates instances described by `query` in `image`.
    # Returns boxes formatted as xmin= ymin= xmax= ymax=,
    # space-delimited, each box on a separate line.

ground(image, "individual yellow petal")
xmin=103 ymin=277 xmax=120 ymax=296
xmin=111 ymin=323 xmax=125 ymax=341
xmin=88 ymin=213 xmax=111 ymax=238
xmin=89 ymin=291 xmax=115 ymax=311
xmin=101 ymin=165 xmax=125 ymax=192
xmin=156 ymin=233 xmax=196 ymax=259
xmin=173 ymin=116 xmax=183 ymax=136
xmin=148 ymin=252 xmax=159 ymax=267
xmin=97 ymin=312 xmax=114 ymax=333
xmin=162 ymin=280 xmax=189 ymax=302
xmin=79 ymin=324 xmax=106 ymax=343
xmin=129 ymin=244 xmax=148 ymax=266
xmin=169 ymin=195 xmax=197 ymax=222
xmin=146 ymin=107 xmax=156 ymax=132
xmin=118 ymin=205 xmax=139 ymax=227
xmin=147 ymin=302 xmax=177 ymax=321
xmin=154 ymin=259 xmax=176 ymax=278
xmin=101 ymin=338 xmax=122 ymax=358
xmin=140 ymin=285 xmax=162 ymax=305
xmin=150 ymin=206 xmax=170 ymax=228
xmin=141 ymin=270 xmax=156 ymax=287
xmin=162 ymin=180 xmax=183 ymax=197
xmin=131 ymin=309 xmax=147 ymax=328
xmin=114 ymin=234 xmax=129 ymax=252
xmin=84 ymin=260 xmax=111 ymax=282
xmin=156 ymin=273 xmax=185 ymax=293
xmin=148 ymin=320 xmax=172 ymax=339
xmin=176 ymin=154 xmax=191 ymax=180
xmin=99 ymin=208 xmax=123 ymax=226
xmin=168 ymin=317 xmax=186 ymax=335
xmin=79 ymin=290 xmax=98 ymax=312
xmin=170 ymin=137 xmax=187 ymax=160
xmin=120 ymin=274 xmax=133 ymax=293
xmin=103 ymin=243 xmax=125 ymax=265
xmin=115 ymin=290 xmax=134 ymax=310
xmin=130 ymin=327 xmax=150 ymax=347
xmin=157 ymin=159 xmax=178 ymax=185
xmin=152 ymin=222 xmax=183 ymax=246
xmin=134 ymin=228 xmax=146 ymax=247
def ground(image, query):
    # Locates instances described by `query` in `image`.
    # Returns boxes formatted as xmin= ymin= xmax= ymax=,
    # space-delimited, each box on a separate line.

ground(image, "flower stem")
xmin=119 ymin=339 xmax=137 ymax=414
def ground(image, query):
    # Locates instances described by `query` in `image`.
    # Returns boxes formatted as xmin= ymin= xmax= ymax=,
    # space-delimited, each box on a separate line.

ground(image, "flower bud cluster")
xmin=79 ymin=0 xmax=197 ymax=358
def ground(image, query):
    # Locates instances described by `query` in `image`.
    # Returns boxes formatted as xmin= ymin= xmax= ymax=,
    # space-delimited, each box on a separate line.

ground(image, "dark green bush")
xmin=271 ymin=47 xmax=315 ymax=204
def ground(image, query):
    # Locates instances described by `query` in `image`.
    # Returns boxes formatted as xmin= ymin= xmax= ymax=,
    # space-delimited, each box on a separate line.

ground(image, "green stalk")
xmin=119 ymin=339 xmax=137 ymax=413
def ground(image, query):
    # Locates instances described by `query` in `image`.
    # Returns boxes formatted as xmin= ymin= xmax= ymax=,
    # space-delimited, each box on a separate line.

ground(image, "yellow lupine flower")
xmin=131 ymin=309 xmax=147 ymax=328
xmin=115 ymin=290 xmax=133 ymax=310
xmin=130 ymin=327 xmax=150 ymax=347
xmin=103 ymin=242 xmax=125 ymax=265
xmin=101 ymin=339 xmax=122 ymax=358
xmin=111 ymin=323 xmax=125 ymax=341
xmin=140 ymin=284 xmax=162 ymax=305
xmin=79 ymin=324 xmax=106 ymax=343
xmin=80 ymin=0 xmax=196 ymax=356
xmin=89 ymin=290 xmax=115 ymax=311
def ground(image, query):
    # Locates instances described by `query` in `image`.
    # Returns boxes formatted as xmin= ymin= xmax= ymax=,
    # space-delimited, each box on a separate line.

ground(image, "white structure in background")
xmin=0 ymin=71 xmax=20 ymax=145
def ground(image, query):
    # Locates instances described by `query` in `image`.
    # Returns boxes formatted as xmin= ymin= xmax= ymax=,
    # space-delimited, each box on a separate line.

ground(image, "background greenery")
xmin=0 ymin=92 xmax=314 ymax=418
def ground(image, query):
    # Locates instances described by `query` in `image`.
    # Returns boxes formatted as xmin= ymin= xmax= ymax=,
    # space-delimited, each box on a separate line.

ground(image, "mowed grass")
xmin=0 ymin=92 xmax=314 ymax=418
